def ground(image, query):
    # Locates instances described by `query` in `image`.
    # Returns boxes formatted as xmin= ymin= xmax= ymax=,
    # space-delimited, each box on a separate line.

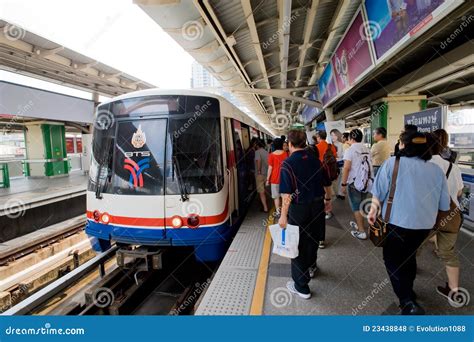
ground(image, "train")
xmin=86 ymin=89 xmax=273 ymax=262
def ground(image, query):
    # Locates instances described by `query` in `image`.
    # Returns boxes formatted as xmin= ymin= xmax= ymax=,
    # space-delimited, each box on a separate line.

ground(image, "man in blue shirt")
xmin=278 ymin=130 xmax=331 ymax=299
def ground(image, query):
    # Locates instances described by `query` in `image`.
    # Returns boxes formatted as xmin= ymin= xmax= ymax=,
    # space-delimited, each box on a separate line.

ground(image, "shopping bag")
xmin=269 ymin=223 xmax=299 ymax=259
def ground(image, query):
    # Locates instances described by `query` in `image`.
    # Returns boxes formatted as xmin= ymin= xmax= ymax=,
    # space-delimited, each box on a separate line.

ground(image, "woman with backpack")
xmin=368 ymin=131 xmax=450 ymax=315
xmin=340 ymin=129 xmax=374 ymax=240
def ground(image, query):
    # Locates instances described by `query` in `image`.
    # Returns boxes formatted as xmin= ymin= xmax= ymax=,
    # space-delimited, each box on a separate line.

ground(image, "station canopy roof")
xmin=0 ymin=19 xmax=155 ymax=97
xmin=137 ymin=0 xmax=473 ymax=131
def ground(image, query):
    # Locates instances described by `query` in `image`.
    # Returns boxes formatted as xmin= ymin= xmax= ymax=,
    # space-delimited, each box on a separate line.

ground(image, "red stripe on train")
xmin=87 ymin=199 xmax=229 ymax=227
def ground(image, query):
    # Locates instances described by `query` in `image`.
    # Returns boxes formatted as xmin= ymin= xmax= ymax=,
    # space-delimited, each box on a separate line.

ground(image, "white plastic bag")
xmin=269 ymin=223 xmax=299 ymax=259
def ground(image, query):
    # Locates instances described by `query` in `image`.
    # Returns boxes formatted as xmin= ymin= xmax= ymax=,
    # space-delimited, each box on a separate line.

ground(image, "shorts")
xmin=347 ymin=184 xmax=369 ymax=212
xmin=255 ymin=174 xmax=266 ymax=193
xmin=435 ymin=230 xmax=460 ymax=267
xmin=271 ymin=184 xmax=280 ymax=199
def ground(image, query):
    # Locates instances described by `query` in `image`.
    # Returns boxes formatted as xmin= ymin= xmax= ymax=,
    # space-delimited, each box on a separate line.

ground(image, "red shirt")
xmin=268 ymin=151 xmax=288 ymax=184
xmin=316 ymin=140 xmax=336 ymax=162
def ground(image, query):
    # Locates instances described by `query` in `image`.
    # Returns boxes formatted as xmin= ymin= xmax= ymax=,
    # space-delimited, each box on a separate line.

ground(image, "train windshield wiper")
xmin=173 ymin=155 xmax=189 ymax=202
xmin=95 ymin=137 xmax=113 ymax=199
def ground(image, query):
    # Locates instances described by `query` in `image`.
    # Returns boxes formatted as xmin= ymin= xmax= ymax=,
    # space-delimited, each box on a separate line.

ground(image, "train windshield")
xmin=166 ymin=97 xmax=224 ymax=195
xmin=88 ymin=95 xmax=223 ymax=196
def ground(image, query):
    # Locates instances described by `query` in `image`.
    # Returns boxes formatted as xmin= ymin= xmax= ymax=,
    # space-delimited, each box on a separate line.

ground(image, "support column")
xmin=24 ymin=121 xmax=69 ymax=177
xmin=370 ymin=95 xmax=427 ymax=147
xmin=325 ymin=107 xmax=334 ymax=121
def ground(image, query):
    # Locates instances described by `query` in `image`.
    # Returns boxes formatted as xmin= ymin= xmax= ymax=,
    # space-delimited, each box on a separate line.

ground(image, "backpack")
xmin=353 ymin=151 xmax=373 ymax=193
xmin=323 ymin=144 xmax=339 ymax=182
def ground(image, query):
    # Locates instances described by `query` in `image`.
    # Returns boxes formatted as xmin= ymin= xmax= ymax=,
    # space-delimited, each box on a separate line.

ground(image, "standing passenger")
xmin=266 ymin=138 xmax=287 ymax=215
xmin=314 ymin=131 xmax=337 ymax=222
xmin=254 ymin=140 xmax=269 ymax=212
xmin=429 ymin=131 xmax=465 ymax=305
xmin=371 ymin=127 xmax=391 ymax=176
xmin=368 ymin=132 xmax=450 ymax=315
xmin=340 ymin=129 xmax=373 ymax=240
xmin=330 ymin=129 xmax=345 ymax=200
xmin=278 ymin=130 xmax=331 ymax=299
xmin=283 ymin=140 xmax=290 ymax=157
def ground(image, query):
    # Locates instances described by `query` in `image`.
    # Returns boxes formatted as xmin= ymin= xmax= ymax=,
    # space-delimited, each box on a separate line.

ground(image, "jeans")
xmin=288 ymin=197 xmax=325 ymax=294
xmin=383 ymin=224 xmax=431 ymax=305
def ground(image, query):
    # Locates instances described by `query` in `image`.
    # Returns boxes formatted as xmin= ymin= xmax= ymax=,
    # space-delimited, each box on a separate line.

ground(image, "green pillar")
xmin=25 ymin=122 xmax=69 ymax=177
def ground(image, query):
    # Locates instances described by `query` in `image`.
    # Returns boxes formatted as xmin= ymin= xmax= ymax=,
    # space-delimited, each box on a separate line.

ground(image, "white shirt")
xmin=333 ymin=141 xmax=344 ymax=161
xmin=429 ymin=155 xmax=464 ymax=207
xmin=343 ymin=142 xmax=373 ymax=185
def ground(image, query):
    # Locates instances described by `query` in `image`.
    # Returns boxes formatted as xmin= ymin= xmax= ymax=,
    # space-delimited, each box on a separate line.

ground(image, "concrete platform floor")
xmin=0 ymin=171 xmax=88 ymax=209
xmin=263 ymin=197 xmax=474 ymax=315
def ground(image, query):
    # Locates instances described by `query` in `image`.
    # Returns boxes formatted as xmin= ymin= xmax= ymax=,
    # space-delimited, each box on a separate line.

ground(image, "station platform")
xmin=0 ymin=172 xmax=88 ymax=216
xmin=196 ymin=197 xmax=474 ymax=316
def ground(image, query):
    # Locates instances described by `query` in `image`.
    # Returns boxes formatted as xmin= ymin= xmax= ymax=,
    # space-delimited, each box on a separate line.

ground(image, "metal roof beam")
xmin=242 ymin=0 xmax=277 ymax=115
xmin=290 ymin=0 xmax=319 ymax=115
xmin=278 ymin=0 xmax=292 ymax=113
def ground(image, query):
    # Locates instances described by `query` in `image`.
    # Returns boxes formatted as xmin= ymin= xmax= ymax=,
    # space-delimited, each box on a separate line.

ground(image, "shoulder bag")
xmin=369 ymin=156 xmax=400 ymax=247
xmin=434 ymin=163 xmax=463 ymax=233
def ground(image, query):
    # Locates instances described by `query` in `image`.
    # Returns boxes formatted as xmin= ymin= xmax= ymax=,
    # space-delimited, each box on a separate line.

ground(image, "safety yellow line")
xmin=250 ymin=208 xmax=274 ymax=315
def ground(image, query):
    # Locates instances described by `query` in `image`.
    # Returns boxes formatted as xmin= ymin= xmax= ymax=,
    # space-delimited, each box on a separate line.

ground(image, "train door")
xmin=241 ymin=125 xmax=250 ymax=150
xmin=224 ymin=118 xmax=238 ymax=217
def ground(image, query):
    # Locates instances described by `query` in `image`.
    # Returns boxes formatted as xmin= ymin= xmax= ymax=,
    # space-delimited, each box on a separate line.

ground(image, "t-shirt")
xmin=343 ymin=143 xmax=373 ymax=185
xmin=316 ymin=140 xmax=337 ymax=162
xmin=333 ymin=141 xmax=344 ymax=161
xmin=279 ymin=149 xmax=328 ymax=204
xmin=371 ymin=140 xmax=391 ymax=166
xmin=254 ymin=148 xmax=269 ymax=176
xmin=429 ymin=155 xmax=464 ymax=207
xmin=268 ymin=152 xmax=287 ymax=184
xmin=372 ymin=156 xmax=450 ymax=230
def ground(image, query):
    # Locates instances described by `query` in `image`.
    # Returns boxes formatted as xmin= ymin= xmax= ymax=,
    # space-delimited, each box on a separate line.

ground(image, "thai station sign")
xmin=404 ymin=107 xmax=444 ymax=133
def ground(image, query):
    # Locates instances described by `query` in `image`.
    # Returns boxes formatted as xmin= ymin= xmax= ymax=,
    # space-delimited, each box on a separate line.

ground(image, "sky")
xmin=0 ymin=0 xmax=194 ymax=97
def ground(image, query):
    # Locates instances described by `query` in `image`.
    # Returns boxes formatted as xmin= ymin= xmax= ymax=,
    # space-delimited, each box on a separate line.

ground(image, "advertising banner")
xmin=365 ymin=0 xmax=454 ymax=61
xmin=324 ymin=120 xmax=346 ymax=144
xmin=404 ymin=107 xmax=443 ymax=133
xmin=301 ymin=87 xmax=322 ymax=124
xmin=332 ymin=12 xmax=374 ymax=93
xmin=317 ymin=63 xmax=338 ymax=106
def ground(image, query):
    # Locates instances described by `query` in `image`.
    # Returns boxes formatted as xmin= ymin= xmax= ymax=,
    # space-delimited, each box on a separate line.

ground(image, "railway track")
xmin=3 ymin=246 xmax=215 ymax=316
xmin=0 ymin=215 xmax=86 ymax=266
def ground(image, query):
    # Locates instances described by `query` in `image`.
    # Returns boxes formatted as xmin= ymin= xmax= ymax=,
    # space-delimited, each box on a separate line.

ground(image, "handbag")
xmin=434 ymin=163 xmax=463 ymax=233
xmin=369 ymin=156 xmax=400 ymax=247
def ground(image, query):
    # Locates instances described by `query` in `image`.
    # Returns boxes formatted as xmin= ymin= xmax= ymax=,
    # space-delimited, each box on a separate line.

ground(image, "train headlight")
xmin=187 ymin=214 xmax=200 ymax=228
xmin=101 ymin=212 xmax=111 ymax=224
xmin=171 ymin=216 xmax=183 ymax=228
xmin=93 ymin=210 xmax=101 ymax=222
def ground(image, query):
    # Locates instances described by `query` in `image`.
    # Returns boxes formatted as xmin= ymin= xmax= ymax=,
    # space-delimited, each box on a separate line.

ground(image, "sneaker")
xmin=309 ymin=266 xmax=318 ymax=278
xmin=319 ymin=241 xmax=325 ymax=249
xmin=349 ymin=221 xmax=359 ymax=231
xmin=325 ymin=212 xmax=333 ymax=220
xmin=436 ymin=283 xmax=466 ymax=307
xmin=351 ymin=231 xmax=367 ymax=240
xmin=436 ymin=283 xmax=452 ymax=300
xmin=286 ymin=281 xmax=311 ymax=299
xmin=336 ymin=195 xmax=345 ymax=200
